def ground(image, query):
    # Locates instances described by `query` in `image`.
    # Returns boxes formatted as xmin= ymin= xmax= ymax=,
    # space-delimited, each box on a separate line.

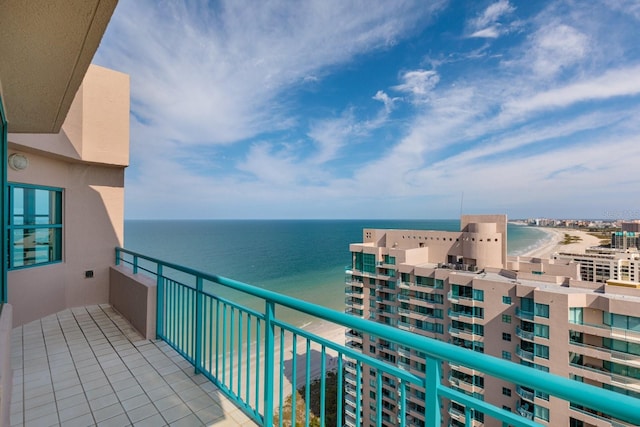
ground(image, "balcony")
xmin=9 ymin=305 xmax=258 ymax=426
xmin=9 ymin=247 xmax=636 ymax=427
xmin=516 ymin=326 xmax=535 ymax=342
xmin=515 ymin=308 xmax=534 ymax=321
xmin=517 ymin=403 xmax=534 ymax=420
xmin=516 ymin=345 xmax=535 ymax=362
xmin=516 ymin=385 xmax=535 ymax=402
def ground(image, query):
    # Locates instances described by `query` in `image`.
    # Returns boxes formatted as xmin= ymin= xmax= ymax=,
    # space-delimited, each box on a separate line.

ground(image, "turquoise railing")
xmin=115 ymin=248 xmax=640 ymax=427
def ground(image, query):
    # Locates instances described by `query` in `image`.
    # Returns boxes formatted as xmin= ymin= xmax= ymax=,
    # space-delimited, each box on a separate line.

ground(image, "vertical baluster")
xmin=215 ymin=298 xmax=220 ymax=379
xmin=425 ymin=357 xmax=441 ymax=427
xmin=238 ymin=311 xmax=243 ymax=398
xmin=376 ymin=368 xmax=382 ymax=427
xmin=336 ymin=355 xmax=343 ymax=427
xmin=399 ymin=380 xmax=406 ymax=427
xmin=246 ymin=314 xmax=251 ymax=403
xmin=156 ymin=264 xmax=164 ymax=339
xmin=222 ymin=303 xmax=227 ymax=385
xmin=356 ymin=360 xmax=361 ymax=427
xmin=195 ymin=276 xmax=203 ymax=374
xmin=133 ymin=254 xmax=138 ymax=274
xmin=263 ymin=301 xmax=275 ymax=426
xmin=291 ymin=334 xmax=297 ymax=427
xmin=305 ymin=339 xmax=311 ymax=427
xmin=230 ymin=307 xmax=235 ymax=392
xmin=255 ymin=319 xmax=261 ymax=413
xmin=320 ymin=346 xmax=326 ymax=427
xmin=278 ymin=328 xmax=285 ymax=427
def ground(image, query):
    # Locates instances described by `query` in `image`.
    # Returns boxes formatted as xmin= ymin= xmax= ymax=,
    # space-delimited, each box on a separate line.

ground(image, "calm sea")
xmin=123 ymin=220 xmax=547 ymax=325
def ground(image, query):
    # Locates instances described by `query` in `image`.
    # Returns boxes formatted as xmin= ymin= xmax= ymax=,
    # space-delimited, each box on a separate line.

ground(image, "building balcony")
xmin=517 ymin=403 xmax=534 ymax=420
xmin=9 ymin=305 xmax=258 ymax=426
xmin=515 ymin=326 xmax=535 ymax=342
xmin=6 ymin=248 xmax=639 ymax=427
xmin=516 ymin=345 xmax=535 ymax=361
xmin=515 ymin=307 xmax=535 ymax=321
xmin=516 ymin=385 xmax=535 ymax=402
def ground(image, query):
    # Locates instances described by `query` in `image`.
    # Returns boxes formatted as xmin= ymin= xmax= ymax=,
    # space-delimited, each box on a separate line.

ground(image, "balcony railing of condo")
xmin=115 ymin=247 xmax=640 ymax=427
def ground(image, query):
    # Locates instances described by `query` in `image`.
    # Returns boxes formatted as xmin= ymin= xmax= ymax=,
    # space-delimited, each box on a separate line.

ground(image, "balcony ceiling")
xmin=0 ymin=0 xmax=117 ymax=133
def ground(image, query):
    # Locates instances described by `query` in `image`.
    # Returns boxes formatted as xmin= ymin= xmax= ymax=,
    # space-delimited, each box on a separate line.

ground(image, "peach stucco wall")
xmin=6 ymin=65 xmax=128 ymax=326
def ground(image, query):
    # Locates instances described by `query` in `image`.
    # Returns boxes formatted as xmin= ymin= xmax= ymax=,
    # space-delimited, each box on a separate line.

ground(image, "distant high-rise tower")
xmin=344 ymin=215 xmax=640 ymax=427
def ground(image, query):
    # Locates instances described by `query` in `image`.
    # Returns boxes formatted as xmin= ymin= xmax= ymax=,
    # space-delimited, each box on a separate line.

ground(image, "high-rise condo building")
xmin=345 ymin=215 xmax=640 ymax=427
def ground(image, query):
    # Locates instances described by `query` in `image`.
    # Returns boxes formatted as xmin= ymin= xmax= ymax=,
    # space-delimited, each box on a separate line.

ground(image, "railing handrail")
xmin=115 ymin=247 xmax=640 ymax=425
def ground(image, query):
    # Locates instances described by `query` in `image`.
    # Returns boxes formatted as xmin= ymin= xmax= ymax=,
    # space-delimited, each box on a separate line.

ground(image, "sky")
xmin=94 ymin=0 xmax=640 ymax=220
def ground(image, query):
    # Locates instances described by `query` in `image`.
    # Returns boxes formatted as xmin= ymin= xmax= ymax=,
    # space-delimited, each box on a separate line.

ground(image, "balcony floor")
xmin=10 ymin=304 xmax=259 ymax=427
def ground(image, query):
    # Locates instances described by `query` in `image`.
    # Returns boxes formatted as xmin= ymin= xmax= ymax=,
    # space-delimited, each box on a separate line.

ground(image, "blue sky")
xmin=94 ymin=0 xmax=640 ymax=220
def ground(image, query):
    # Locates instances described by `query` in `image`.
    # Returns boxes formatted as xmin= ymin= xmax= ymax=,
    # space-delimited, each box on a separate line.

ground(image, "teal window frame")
xmin=502 ymin=296 xmax=511 ymax=304
xmin=535 ymin=303 xmax=550 ymax=318
xmin=8 ymin=183 xmax=63 ymax=270
xmin=534 ymin=323 xmax=550 ymax=339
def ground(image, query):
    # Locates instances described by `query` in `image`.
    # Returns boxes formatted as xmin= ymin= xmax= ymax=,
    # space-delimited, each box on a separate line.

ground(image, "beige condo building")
xmin=345 ymin=215 xmax=640 ymax=427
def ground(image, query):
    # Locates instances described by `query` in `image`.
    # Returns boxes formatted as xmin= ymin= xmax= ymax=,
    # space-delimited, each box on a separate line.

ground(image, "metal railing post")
xmin=115 ymin=247 xmax=120 ymax=266
xmin=156 ymin=263 xmax=164 ymax=339
xmin=133 ymin=255 xmax=138 ymax=274
xmin=263 ymin=300 xmax=275 ymax=426
xmin=195 ymin=276 xmax=203 ymax=374
xmin=425 ymin=357 xmax=441 ymax=427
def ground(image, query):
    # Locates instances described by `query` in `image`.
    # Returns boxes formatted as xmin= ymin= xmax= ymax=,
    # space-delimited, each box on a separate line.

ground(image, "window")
xmin=473 ymin=289 xmax=484 ymax=301
xmin=363 ymin=253 xmax=376 ymax=273
xmin=502 ymin=387 xmax=511 ymax=396
xmin=534 ymin=405 xmax=549 ymax=421
xmin=502 ymin=296 xmax=512 ymax=304
xmin=569 ymin=307 xmax=583 ymax=324
xmin=502 ymin=351 xmax=511 ymax=360
xmin=535 ymin=344 xmax=549 ymax=359
xmin=534 ymin=303 xmax=549 ymax=318
xmin=502 ymin=333 xmax=511 ymax=342
xmin=534 ymin=323 xmax=549 ymax=339
xmin=502 ymin=314 xmax=512 ymax=323
xmin=8 ymin=184 xmax=63 ymax=269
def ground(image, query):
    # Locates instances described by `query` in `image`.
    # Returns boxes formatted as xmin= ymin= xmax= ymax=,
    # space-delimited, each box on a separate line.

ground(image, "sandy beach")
xmin=516 ymin=227 xmax=602 ymax=259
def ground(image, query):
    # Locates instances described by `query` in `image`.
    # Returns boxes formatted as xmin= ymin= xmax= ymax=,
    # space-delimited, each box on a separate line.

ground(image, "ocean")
xmin=123 ymin=220 xmax=547 ymax=325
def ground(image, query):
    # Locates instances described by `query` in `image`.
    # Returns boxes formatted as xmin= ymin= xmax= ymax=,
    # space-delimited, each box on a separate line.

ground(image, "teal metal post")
xmin=425 ymin=357 xmax=441 ymax=427
xmin=156 ymin=264 xmax=164 ymax=339
xmin=195 ymin=276 xmax=203 ymax=374
xmin=263 ymin=301 xmax=275 ymax=426
xmin=115 ymin=248 xmax=121 ymax=266
xmin=0 ymin=97 xmax=7 ymax=303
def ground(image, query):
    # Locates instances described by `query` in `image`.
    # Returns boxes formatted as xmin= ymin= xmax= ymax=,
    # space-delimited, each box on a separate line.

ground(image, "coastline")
xmin=515 ymin=227 xmax=601 ymax=259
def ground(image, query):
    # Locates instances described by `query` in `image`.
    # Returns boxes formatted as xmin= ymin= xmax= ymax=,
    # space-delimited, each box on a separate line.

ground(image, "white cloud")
xmin=527 ymin=24 xmax=589 ymax=78
xmin=373 ymin=90 xmax=398 ymax=113
xmin=503 ymin=65 xmax=640 ymax=117
xmin=468 ymin=0 xmax=515 ymax=38
xmin=96 ymin=0 xmax=445 ymax=146
xmin=393 ymin=70 xmax=440 ymax=103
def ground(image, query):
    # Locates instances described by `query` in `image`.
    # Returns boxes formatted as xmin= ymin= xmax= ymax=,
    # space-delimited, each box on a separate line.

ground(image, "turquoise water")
xmin=124 ymin=220 xmax=547 ymax=325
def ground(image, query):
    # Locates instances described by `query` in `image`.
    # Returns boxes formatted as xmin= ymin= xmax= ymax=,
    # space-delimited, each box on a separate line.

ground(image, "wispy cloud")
xmin=468 ymin=0 xmax=515 ymax=38
xmin=96 ymin=0 xmax=640 ymax=219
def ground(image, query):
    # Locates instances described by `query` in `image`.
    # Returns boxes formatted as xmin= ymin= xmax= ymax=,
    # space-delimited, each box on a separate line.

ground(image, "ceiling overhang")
xmin=0 ymin=0 xmax=118 ymax=133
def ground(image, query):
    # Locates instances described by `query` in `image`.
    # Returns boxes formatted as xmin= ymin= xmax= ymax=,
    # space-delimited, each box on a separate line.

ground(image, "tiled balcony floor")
xmin=10 ymin=305 xmax=259 ymax=427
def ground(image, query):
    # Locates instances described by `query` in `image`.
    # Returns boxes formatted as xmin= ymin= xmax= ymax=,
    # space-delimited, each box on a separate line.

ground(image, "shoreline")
xmin=514 ymin=227 xmax=602 ymax=259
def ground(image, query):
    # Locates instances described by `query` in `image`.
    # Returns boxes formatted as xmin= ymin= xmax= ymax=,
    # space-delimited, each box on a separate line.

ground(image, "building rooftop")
xmin=10 ymin=305 xmax=257 ymax=427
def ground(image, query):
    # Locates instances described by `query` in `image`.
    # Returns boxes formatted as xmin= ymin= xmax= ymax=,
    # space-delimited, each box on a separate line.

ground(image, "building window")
xmin=534 ymin=303 xmax=550 ymax=318
xmin=502 ymin=296 xmax=511 ymax=304
xmin=535 ymin=344 xmax=549 ymax=359
xmin=534 ymin=405 xmax=550 ymax=421
xmin=502 ymin=387 xmax=511 ymax=396
xmin=534 ymin=323 xmax=549 ymax=339
xmin=502 ymin=314 xmax=512 ymax=323
xmin=473 ymin=289 xmax=484 ymax=301
xmin=502 ymin=351 xmax=511 ymax=360
xmin=502 ymin=333 xmax=511 ymax=342
xmin=8 ymin=184 xmax=63 ymax=269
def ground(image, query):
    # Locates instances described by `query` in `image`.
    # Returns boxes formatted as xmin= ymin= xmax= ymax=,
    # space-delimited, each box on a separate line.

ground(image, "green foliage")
xmin=274 ymin=372 xmax=342 ymax=426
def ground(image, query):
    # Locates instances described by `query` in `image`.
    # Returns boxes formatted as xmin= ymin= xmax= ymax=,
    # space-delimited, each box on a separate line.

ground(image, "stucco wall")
xmin=6 ymin=65 xmax=128 ymax=326
xmin=109 ymin=266 xmax=156 ymax=340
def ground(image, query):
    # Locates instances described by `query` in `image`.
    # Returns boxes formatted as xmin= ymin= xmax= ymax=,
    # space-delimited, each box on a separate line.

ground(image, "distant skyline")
xmin=95 ymin=0 xmax=640 ymax=220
